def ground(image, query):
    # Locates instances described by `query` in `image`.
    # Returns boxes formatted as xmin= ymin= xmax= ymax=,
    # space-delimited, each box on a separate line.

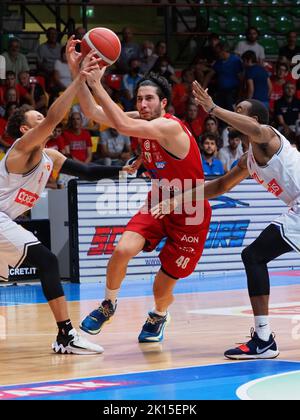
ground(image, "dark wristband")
xmin=60 ymin=158 xmax=122 ymax=181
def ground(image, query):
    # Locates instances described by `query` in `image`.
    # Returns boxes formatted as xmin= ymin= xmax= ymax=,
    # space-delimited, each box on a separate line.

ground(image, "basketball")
xmin=81 ymin=27 xmax=121 ymax=67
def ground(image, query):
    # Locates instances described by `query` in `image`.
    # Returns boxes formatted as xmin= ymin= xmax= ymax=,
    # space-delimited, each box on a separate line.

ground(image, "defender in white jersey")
xmin=1 ymin=53 xmax=136 ymax=355
xmin=153 ymin=84 xmax=300 ymax=360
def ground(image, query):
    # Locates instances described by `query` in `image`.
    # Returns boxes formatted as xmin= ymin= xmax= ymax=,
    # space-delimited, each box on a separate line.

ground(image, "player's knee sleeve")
xmin=24 ymin=244 xmax=64 ymax=301
xmin=241 ymin=245 xmax=270 ymax=297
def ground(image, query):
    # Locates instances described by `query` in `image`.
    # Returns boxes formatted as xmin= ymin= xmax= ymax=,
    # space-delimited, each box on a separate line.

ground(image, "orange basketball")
xmin=81 ymin=27 xmax=121 ymax=67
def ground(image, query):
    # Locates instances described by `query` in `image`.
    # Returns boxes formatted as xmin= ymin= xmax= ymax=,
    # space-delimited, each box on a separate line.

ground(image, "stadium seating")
xmin=273 ymin=14 xmax=295 ymax=33
xmin=225 ymin=13 xmax=246 ymax=33
xmin=260 ymin=34 xmax=279 ymax=55
xmin=250 ymin=13 xmax=271 ymax=33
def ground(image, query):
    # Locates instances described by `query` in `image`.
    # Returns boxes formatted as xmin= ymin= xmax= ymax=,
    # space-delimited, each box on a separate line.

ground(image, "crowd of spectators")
xmin=1 ymin=24 xmax=300 ymax=186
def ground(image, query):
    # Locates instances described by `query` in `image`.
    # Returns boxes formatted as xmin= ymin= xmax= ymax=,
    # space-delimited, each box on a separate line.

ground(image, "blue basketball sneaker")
xmin=80 ymin=299 xmax=116 ymax=335
xmin=224 ymin=328 xmax=279 ymax=360
xmin=138 ymin=312 xmax=171 ymax=343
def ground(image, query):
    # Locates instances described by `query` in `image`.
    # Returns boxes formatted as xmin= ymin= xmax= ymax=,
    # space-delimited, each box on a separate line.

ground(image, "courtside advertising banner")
xmin=68 ymin=179 xmax=300 ymax=283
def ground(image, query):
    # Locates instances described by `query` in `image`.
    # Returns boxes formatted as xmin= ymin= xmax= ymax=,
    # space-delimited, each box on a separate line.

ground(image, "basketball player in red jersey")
xmin=66 ymin=40 xmax=211 ymax=342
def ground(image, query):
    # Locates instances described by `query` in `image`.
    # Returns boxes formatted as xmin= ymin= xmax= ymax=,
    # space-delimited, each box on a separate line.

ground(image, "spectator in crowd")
xmin=96 ymin=127 xmax=132 ymax=166
xmin=234 ymin=27 xmax=265 ymax=64
xmin=203 ymin=42 xmax=243 ymax=112
xmin=0 ymin=70 xmax=32 ymax=108
xmin=279 ymin=31 xmax=300 ymax=62
xmin=201 ymin=132 xmax=225 ymax=177
xmin=53 ymin=45 xmax=72 ymax=90
xmin=47 ymin=45 xmax=73 ymax=105
xmin=230 ymin=133 xmax=249 ymax=169
xmin=202 ymin=115 xmax=222 ymax=148
xmin=2 ymin=38 xmax=29 ymax=81
xmin=242 ymin=50 xmax=272 ymax=109
xmin=151 ymin=57 xmax=180 ymax=85
xmin=70 ymin=26 xmax=86 ymax=53
xmin=18 ymin=71 xmax=48 ymax=115
xmin=274 ymin=82 xmax=300 ymax=141
xmin=218 ymin=129 xmax=243 ymax=172
xmin=153 ymin=41 xmax=170 ymax=62
xmin=192 ymin=55 xmax=215 ymax=87
xmin=74 ymin=26 xmax=86 ymax=42
xmin=62 ymin=111 xmax=92 ymax=163
xmin=183 ymin=101 xmax=207 ymax=140
xmin=116 ymin=27 xmax=141 ymax=74
xmin=0 ymin=88 xmax=20 ymax=117
xmin=172 ymin=67 xmax=195 ymax=118
xmin=120 ymin=57 xmax=143 ymax=111
xmin=152 ymin=40 xmax=176 ymax=71
xmin=37 ymin=27 xmax=61 ymax=75
xmin=221 ymin=125 xmax=243 ymax=151
xmin=0 ymin=101 xmax=17 ymax=150
xmin=198 ymin=33 xmax=220 ymax=65
xmin=269 ymin=62 xmax=289 ymax=113
xmin=45 ymin=123 xmax=67 ymax=155
xmin=139 ymin=40 xmax=157 ymax=74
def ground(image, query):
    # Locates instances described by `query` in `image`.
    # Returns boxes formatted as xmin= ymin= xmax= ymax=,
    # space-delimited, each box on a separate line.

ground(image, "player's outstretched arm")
xmin=46 ymin=148 xmax=138 ymax=180
xmin=66 ymin=37 xmax=139 ymax=126
xmin=151 ymin=155 xmax=249 ymax=219
xmin=192 ymin=81 xmax=273 ymax=144
xmin=14 ymin=57 xmax=99 ymax=154
xmin=204 ymin=156 xmax=249 ymax=199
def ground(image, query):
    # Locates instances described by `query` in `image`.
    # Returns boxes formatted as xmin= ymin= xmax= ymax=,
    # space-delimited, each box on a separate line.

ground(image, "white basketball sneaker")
xmin=52 ymin=328 xmax=104 ymax=355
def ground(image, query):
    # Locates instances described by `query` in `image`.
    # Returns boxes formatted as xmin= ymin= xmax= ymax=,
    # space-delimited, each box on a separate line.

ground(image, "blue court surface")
xmin=0 ymin=360 xmax=300 ymax=400
xmin=1 ymin=270 xmax=300 ymax=306
xmin=1 ymin=270 xmax=300 ymax=400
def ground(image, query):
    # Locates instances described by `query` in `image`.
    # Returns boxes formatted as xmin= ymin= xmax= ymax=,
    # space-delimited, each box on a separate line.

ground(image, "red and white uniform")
xmin=247 ymin=126 xmax=300 ymax=252
xmin=0 ymin=141 xmax=53 ymax=280
xmin=126 ymin=114 xmax=211 ymax=278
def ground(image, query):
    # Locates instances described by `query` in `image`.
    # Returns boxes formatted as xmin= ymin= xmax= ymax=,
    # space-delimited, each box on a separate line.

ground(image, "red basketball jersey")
xmin=139 ymin=113 xmax=210 ymax=219
xmin=139 ymin=114 xmax=203 ymax=181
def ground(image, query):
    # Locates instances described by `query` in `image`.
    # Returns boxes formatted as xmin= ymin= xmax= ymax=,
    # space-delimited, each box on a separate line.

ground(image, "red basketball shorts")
xmin=126 ymin=203 xmax=211 ymax=279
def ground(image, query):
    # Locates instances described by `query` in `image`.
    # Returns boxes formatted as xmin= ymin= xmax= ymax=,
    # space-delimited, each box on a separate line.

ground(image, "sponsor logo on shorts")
xmin=181 ymin=235 xmax=199 ymax=243
xmin=15 ymin=189 xmax=40 ymax=208
xmin=178 ymin=246 xmax=195 ymax=253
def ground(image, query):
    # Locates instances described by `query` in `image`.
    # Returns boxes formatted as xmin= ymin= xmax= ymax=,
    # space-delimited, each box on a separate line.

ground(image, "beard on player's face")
xmin=138 ymin=102 xmax=163 ymax=121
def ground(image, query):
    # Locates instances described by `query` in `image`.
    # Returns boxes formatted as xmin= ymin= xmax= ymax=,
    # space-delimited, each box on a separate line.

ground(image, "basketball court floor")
xmin=1 ymin=270 xmax=300 ymax=400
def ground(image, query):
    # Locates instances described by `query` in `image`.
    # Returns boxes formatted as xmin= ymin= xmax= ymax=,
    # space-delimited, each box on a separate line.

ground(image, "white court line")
xmin=188 ymin=301 xmax=300 ymax=319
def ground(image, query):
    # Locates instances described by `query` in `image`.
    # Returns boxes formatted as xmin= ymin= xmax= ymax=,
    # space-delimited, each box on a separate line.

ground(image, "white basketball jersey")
xmin=247 ymin=127 xmax=300 ymax=207
xmin=0 ymin=141 xmax=53 ymax=220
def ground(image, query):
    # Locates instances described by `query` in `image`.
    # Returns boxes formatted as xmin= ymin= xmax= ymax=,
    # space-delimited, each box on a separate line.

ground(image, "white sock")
xmin=255 ymin=316 xmax=271 ymax=341
xmin=105 ymin=287 xmax=119 ymax=307
xmin=152 ymin=307 xmax=167 ymax=317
